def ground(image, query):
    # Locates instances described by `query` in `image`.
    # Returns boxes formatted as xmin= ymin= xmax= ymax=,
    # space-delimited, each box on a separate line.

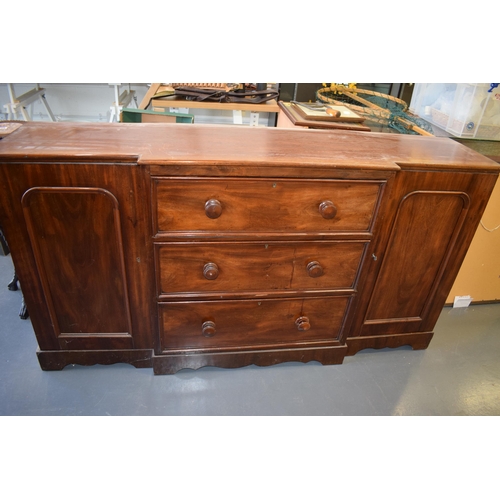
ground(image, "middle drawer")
xmin=156 ymin=241 xmax=367 ymax=297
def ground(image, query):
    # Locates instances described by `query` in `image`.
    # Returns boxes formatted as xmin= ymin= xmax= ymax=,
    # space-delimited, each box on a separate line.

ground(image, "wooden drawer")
xmin=153 ymin=177 xmax=383 ymax=236
xmin=156 ymin=241 xmax=367 ymax=297
xmin=159 ymin=296 xmax=351 ymax=351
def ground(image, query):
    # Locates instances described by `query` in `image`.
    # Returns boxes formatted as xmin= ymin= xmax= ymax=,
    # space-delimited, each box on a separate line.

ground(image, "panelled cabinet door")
xmin=358 ymin=170 xmax=498 ymax=340
xmin=22 ymin=187 xmax=134 ymax=350
xmin=363 ymin=189 xmax=469 ymax=335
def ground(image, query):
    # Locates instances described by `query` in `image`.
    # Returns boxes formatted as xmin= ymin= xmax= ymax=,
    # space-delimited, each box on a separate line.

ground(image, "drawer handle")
xmin=319 ymin=200 xmax=337 ymax=219
xmin=202 ymin=320 xmax=216 ymax=337
xmin=295 ymin=316 xmax=311 ymax=331
xmin=205 ymin=199 xmax=222 ymax=219
xmin=203 ymin=262 xmax=219 ymax=280
xmin=306 ymin=261 xmax=324 ymax=278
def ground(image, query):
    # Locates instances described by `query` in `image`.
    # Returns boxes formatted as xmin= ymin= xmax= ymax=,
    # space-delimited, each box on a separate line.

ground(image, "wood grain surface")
xmin=1 ymin=122 xmax=498 ymax=171
xmin=156 ymin=241 xmax=367 ymax=296
xmin=1 ymin=121 xmax=498 ymax=373
xmin=153 ymin=178 xmax=383 ymax=235
xmin=159 ymin=296 xmax=351 ymax=351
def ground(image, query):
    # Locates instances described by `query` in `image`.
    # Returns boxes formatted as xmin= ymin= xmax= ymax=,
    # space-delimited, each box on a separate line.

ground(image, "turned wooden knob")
xmin=295 ymin=316 xmax=311 ymax=331
xmin=306 ymin=261 xmax=323 ymax=278
xmin=319 ymin=200 xmax=337 ymax=219
xmin=203 ymin=262 xmax=219 ymax=280
xmin=202 ymin=320 xmax=216 ymax=337
xmin=205 ymin=199 xmax=222 ymax=219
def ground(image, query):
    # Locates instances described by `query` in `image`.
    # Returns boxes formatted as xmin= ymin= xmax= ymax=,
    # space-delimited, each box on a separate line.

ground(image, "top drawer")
xmin=152 ymin=177 xmax=384 ymax=236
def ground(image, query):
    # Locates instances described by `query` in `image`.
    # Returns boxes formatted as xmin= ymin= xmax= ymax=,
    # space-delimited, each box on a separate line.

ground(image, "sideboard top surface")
xmin=1 ymin=121 xmax=499 ymax=172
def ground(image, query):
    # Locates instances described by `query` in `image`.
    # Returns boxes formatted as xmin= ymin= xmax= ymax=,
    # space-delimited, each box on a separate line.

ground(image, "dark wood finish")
xmin=158 ymin=296 xmax=351 ymax=352
xmin=345 ymin=332 xmax=434 ymax=355
xmin=295 ymin=316 xmax=311 ymax=331
xmin=1 ymin=121 xmax=498 ymax=374
xmin=22 ymin=187 xmax=133 ymax=347
xmin=1 ymin=122 xmax=496 ymax=172
xmin=0 ymin=159 xmax=157 ymax=354
xmin=152 ymin=345 xmax=348 ymax=374
xmin=306 ymin=261 xmax=324 ymax=278
xmin=37 ymin=349 xmax=153 ymax=371
xmin=155 ymin=241 xmax=367 ymax=298
xmin=202 ymin=262 xmax=219 ymax=280
xmin=202 ymin=321 xmax=217 ymax=338
xmin=318 ymin=200 xmax=337 ymax=219
xmin=346 ymin=170 xmax=499 ymax=348
xmin=366 ymin=190 xmax=469 ymax=328
xmin=153 ymin=178 xmax=384 ymax=236
xmin=204 ymin=199 xmax=222 ymax=219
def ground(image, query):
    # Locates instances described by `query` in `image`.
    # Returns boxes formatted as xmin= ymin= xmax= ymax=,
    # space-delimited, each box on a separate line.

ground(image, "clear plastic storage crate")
xmin=410 ymin=83 xmax=500 ymax=140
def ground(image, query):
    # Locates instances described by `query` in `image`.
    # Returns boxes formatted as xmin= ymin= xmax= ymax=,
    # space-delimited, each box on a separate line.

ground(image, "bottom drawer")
xmin=159 ymin=296 xmax=351 ymax=352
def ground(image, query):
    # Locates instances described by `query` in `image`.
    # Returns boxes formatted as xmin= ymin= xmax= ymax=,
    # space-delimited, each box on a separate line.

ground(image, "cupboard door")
xmin=362 ymin=189 xmax=470 ymax=335
xmin=22 ymin=187 xmax=134 ymax=349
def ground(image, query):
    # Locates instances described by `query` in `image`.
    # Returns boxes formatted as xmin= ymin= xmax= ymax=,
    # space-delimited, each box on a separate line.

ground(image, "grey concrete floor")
xmin=1 ymin=252 xmax=499 ymax=416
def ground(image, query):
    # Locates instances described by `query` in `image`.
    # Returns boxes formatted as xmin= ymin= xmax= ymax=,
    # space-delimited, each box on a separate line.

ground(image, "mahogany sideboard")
xmin=0 ymin=121 xmax=498 ymax=374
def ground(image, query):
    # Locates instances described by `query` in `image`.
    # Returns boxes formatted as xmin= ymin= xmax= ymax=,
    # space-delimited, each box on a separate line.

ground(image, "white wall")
xmin=0 ymin=83 xmax=149 ymax=122
xmin=0 ymin=83 xmax=276 ymax=126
